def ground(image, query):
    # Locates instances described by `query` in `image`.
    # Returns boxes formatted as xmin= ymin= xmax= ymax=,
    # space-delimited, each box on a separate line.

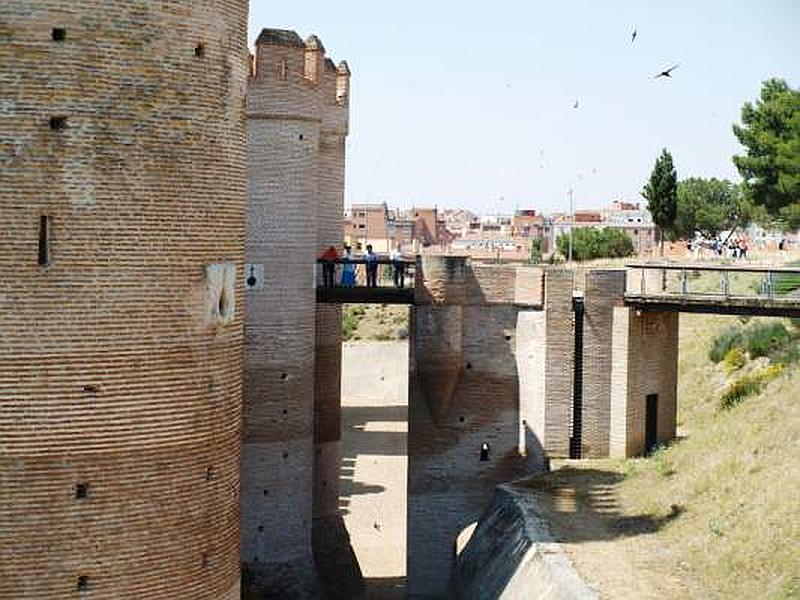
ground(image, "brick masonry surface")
xmin=408 ymin=258 xmax=544 ymax=597
xmin=610 ymin=308 xmax=679 ymax=457
xmin=582 ymin=270 xmax=626 ymax=458
xmin=242 ymin=28 xmax=352 ymax=597
xmin=0 ymin=2 xmax=248 ymax=598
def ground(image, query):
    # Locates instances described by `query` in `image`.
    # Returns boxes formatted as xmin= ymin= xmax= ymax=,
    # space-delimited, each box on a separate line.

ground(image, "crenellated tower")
xmin=243 ymin=28 xmax=357 ymax=597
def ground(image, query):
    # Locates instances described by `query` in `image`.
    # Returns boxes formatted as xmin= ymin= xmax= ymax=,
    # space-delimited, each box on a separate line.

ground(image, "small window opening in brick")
xmin=38 ymin=215 xmax=50 ymax=266
xmin=280 ymin=373 xmax=288 ymax=380
xmin=480 ymin=443 xmax=490 ymax=462
xmin=205 ymin=467 xmax=214 ymax=481
xmin=505 ymin=334 xmax=512 ymax=341
xmin=77 ymin=575 xmax=89 ymax=592
xmin=299 ymin=134 xmax=304 ymax=141
xmin=263 ymin=489 xmax=269 ymax=496
xmin=52 ymin=28 xmax=66 ymax=42
xmin=466 ymin=363 xmax=473 ymax=370
xmin=282 ymin=452 xmax=288 ymax=459
xmin=194 ymin=43 xmax=205 ymax=58
xmin=49 ymin=116 xmax=67 ymax=131
xmin=75 ymin=482 xmax=89 ymax=499
xmin=201 ymin=553 xmax=209 ymax=568
xmin=282 ymin=409 xmax=287 ymax=415
xmin=459 ymin=416 xmax=465 ymax=423
xmin=83 ymin=385 xmax=98 ymax=394
xmin=257 ymin=525 xmax=264 ymax=533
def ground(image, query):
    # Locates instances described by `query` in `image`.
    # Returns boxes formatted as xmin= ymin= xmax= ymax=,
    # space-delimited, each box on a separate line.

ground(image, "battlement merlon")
xmin=304 ymin=34 xmax=325 ymax=84
xmin=321 ymin=59 xmax=351 ymax=136
xmin=251 ymin=28 xmax=350 ymax=108
xmin=336 ymin=60 xmax=351 ymax=105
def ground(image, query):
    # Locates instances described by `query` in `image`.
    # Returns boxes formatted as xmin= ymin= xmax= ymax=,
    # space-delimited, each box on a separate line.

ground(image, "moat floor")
xmin=340 ymin=341 xmax=409 ymax=599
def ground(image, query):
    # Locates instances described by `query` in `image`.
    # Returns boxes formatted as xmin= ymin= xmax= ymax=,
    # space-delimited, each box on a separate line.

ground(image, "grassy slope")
xmin=342 ymin=303 xmax=409 ymax=341
xmin=522 ymin=314 xmax=799 ymax=598
xmin=617 ymin=314 xmax=800 ymax=598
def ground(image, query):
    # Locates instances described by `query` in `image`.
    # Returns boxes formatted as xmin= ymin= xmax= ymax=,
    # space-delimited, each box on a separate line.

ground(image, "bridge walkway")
xmin=624 ymin=263 xmax=800 ymax=318
xmin=316 ymin=258 xmax=416 ymax=305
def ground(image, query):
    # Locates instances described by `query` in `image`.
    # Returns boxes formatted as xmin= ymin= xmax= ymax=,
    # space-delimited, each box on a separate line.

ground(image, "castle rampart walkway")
xmin=624 ymin=263 xmax=800 ymax=318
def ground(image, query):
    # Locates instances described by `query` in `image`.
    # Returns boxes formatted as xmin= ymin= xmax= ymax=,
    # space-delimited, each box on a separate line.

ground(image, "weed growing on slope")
xmin=722 ymin=347 xmax=746 ymax=373
xmin=719 ymin=364 xmax=785 ymax=410
xmin=745 ymin=322 xmax=791 ymax=358
xmin=709 ymin=326 xmax=744 ymax=363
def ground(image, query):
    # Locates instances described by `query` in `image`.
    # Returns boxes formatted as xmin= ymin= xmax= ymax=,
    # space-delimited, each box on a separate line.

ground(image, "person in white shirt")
xmin=390 ymin=244 xmax=406 ymax=288
xmin=364 ymin=244 xmax=378 ymax=287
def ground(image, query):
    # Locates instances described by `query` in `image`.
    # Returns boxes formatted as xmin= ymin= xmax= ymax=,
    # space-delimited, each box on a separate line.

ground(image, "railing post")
xmin=767 ymin=270 xmax=774 ymax=300
xmin=681 ymin=268 xmax=688 ymax=295
xmin=640 ymin=268 xmax=645 ymax=294
xmin=721 ymin=271 xmax=730 ymax=297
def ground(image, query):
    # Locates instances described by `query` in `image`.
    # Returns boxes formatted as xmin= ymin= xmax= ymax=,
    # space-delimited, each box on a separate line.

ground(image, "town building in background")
xmin=344 ymin=204 xmax=451 ymax=252
xmin=343 ymin=199 xmax=657 ymax=260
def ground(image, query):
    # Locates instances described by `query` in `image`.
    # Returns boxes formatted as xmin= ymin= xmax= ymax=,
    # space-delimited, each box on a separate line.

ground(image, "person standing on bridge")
xmin=341 ymin=244 xmax=356 ymax=287
xmin=390 ymin=244 xmax=406 ymax=288
xmin=320 ymin=245 xmax=338 ymax=288
xmin=364 ymin=244 xmax=378 ymax=287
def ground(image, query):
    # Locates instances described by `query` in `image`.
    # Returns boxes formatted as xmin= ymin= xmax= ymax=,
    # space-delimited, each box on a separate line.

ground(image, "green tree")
xmin=528 ymin=238 xmax=542 ymax=264
xmin=733 ymin=78 xmax=800 ymax=231
xmin=642 ymin=149 xmax=678 ymax=253
xmin=556 ymin=227 xmax=634 ymax=261
xmin=675 ymin=178 xmax=749 ymax=239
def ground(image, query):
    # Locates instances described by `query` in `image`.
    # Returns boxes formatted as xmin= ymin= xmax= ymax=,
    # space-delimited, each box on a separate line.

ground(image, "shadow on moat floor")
xmin=518 ymin=465 xmax=685 ymax=543
xmin=339 ymin=404 xmax=407 ymax=515
xmin=362 ymin=575 xmax=406 ymax=600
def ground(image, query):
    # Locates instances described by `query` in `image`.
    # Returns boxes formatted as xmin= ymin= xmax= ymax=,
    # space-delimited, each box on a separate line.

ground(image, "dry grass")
xmin=343 ymin=303 xmax=409 ymax=341
xmin=616 ymin=313 xmax=800 ymax=599
xmin=522 ymin=313 xmax=800 ymax=598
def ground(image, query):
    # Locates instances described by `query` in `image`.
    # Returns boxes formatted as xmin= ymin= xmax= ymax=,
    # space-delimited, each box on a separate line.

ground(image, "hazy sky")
xmin=248 ymin=1 xmax=800 ymax=215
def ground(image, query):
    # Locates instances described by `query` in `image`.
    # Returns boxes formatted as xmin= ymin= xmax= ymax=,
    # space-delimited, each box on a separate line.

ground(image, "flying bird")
xmin=654 ymin=64 xmax=680 ymax=79
xmin=631 ymin=27 xmax=637 ymax=44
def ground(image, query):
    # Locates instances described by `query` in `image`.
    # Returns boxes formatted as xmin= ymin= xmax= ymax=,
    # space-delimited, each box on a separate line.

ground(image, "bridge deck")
xmin=316 ymin=286 xmax=415 ymax=305
xmin=624 ymin=262 xmax=800 ymax=318
xmin=624 ymin=293 xmax=800 ymax=318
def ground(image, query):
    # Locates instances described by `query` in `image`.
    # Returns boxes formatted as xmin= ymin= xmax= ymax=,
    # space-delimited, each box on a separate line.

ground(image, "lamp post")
xmin=568 ymin=188 xmax=574 ymax=263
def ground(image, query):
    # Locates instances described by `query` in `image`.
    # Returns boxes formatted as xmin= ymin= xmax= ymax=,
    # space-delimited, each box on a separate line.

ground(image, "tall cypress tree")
xmin=642 ymin=148 xmax=678 ymax=255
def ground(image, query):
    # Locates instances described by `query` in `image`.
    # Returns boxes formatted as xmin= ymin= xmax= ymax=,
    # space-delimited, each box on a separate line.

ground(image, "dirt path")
xmin=524 ymin=461 xmax=707 ymax=599
xmin=340 ymin=341 xmax=409 ymax=599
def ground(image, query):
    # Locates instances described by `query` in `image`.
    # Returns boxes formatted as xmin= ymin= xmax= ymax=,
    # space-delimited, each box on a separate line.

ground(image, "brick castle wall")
xmin=582 ymin=270 xmax=626 ymax=457
xmin=540 ymin=269 xmax=576 ymax=458
xmin=408 ymin=257 xmax=544 ymax=597
xmin=610 ymin=308 xmax=679 ymax=457
xmin=0 ymin=2 xmax=248 ymax=598
xmin=243 ymin=29 xmax=354 ymax=596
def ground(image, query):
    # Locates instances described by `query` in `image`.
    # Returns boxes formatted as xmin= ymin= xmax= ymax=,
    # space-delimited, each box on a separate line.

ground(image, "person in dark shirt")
xmin=364 ymin=244 xmax=378 ymax=287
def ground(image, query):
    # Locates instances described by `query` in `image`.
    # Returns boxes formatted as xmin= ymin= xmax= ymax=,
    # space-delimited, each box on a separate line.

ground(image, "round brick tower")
xmin=312 ymin=57 xmax=363 ymax=595
xmin=243 ymin=29 xmax=323 ymax=596
xmin=0 ymin=3 xmax=248 ymax=599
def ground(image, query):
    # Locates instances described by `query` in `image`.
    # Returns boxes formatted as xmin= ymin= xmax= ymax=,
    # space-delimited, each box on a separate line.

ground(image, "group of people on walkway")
xmin=687 ymin=236 xmax=750 ymax=260
xmin=319 ymin=243 xmax=409 ymax=289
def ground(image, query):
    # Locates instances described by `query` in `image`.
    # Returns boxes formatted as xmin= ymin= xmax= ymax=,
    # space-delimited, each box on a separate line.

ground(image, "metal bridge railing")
xmin=315 ymin=258 xmax=417 ymax=291
xmin=625 ymin=263 xmax=800 ymax=302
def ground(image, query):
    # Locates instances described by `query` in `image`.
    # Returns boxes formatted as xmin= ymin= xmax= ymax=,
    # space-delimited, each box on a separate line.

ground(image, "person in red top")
xmin=321 ymin=245 xmax=338 ymax=287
